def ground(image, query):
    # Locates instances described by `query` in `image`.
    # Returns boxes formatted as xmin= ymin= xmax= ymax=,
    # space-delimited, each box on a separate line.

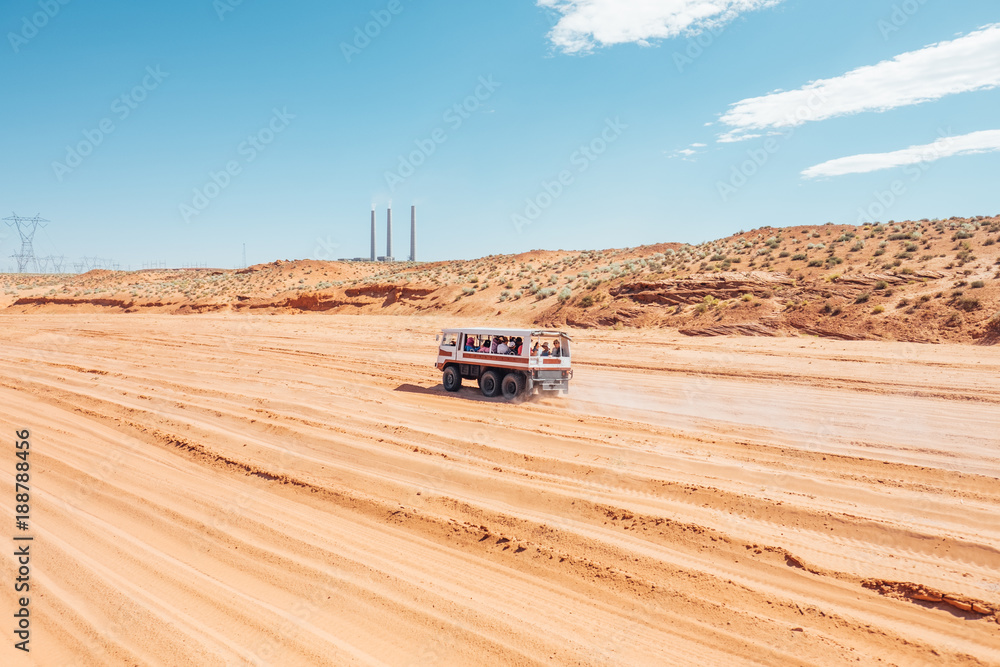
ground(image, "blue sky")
xmin=1 ymin=0 xmax=998 ymax=268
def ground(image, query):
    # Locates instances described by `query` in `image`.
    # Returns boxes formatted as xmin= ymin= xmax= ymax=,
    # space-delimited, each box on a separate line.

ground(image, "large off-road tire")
xmin=502 ymin=372 xmax=526 ymax=401
xmin=479 ymin=370 xmax=502 ymax=398
xmin=442 ymin=366 xmax=462 ymax=392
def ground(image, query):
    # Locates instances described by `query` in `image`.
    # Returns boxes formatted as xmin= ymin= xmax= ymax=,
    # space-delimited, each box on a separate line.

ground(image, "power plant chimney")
xmin=410 ymin=206 xmax=416 ymax=262
xmin=370 ymin=207 xmax=376 ymax=262
xmin=386 ymin=206 xmax=393 ymax=260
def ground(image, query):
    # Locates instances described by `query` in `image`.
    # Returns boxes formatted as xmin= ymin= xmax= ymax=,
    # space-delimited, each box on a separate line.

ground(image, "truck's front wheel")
xmin=479 ymin=370 xmax=501 ymax=398
xmin=442 ymin=366 xmax=462 ymax=392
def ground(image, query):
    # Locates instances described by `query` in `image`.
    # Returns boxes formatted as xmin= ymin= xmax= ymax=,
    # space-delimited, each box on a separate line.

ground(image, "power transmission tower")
xmin=3 ymin=213 xmax=48 ymax=273
xmin=39 ymin=255 xmax=67 ymax=273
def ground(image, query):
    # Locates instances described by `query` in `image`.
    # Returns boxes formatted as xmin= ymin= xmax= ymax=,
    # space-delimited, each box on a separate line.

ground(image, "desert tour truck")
xmin=434 ymin=327 xmax=572 ymax=400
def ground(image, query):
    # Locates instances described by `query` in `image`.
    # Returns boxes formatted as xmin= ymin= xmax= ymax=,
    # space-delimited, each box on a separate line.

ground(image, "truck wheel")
xmin=479 ymin=370 xmax=501 ymax=398
xmin=442 ymin=366 xmax=461 ymax=392
xmin=502 ymin=373 xmax=525 ymax=401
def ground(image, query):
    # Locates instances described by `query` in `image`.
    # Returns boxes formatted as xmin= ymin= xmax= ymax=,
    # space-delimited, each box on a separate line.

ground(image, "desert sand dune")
xmin=1 ymin=313 xmax=998 ymax=666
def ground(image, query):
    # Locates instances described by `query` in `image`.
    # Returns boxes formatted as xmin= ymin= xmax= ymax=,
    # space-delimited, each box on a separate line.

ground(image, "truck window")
xmin=531 ymin=335 xmax=569 ymax=357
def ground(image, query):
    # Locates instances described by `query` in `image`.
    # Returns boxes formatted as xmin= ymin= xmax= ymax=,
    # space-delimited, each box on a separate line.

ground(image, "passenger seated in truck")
xmin=496 ymin=338 xmax=510 ymax=354
xmin=540 ymin=342 xmax=550 ymax=357
xmin=551 ymin=340 xmax=563 ymax=357
xmin=478 ymin=338 xmax=491 ymax=353
xmin=464 ymin=337 xmax=476 ymax=352
xmin=513 ymin=337 xmax=522 ymax=355
xmin=530 ymin=342 xmax=539 ymax=356
xmin=490 ymin=337 xmax=499 ymax=354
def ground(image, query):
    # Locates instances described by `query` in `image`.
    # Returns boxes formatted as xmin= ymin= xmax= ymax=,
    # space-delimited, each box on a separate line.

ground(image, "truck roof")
xmin=440 ymin=327 xmax=572 ymax=339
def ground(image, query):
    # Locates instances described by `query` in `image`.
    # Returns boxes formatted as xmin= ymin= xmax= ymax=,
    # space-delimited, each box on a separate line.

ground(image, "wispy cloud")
xmin=667 ymin=142 xmax=708 ymax=160
xmin=718 ymin=23 xmax=1000 ymax=141
xmin=801 ymin=129 xmax=1000 ymax=179
xmin=538 ymin=0 xmax=782 ymax=54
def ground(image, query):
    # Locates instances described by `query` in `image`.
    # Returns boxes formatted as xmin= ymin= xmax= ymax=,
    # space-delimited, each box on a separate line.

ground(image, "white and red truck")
xmin=434 ymin=327 xmax=573 ymax=400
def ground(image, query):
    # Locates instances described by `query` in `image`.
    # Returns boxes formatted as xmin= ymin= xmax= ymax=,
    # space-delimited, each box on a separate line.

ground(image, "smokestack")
xmin=386 ymin=206 xmax=393 ymax=260
xmin=370 ymin=207 xmax=376 ymax=262
xmin=410 ymin=205 xmax=416 ymax=262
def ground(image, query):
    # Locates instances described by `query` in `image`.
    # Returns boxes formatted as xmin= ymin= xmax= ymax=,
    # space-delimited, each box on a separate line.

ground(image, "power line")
xmin=3 ymin=213 xmax=49 ymax=273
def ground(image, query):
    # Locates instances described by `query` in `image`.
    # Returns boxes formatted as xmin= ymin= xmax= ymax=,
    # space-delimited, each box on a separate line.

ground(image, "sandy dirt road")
xmin=0 ymin=313 xmax=998 ymax=666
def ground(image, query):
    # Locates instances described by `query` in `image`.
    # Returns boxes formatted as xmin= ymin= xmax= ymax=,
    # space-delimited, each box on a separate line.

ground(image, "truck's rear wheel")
xmin=442 ymin=366 xmax=461 ymax=392
xmin=502 ymin=373 xmax=525 ymax=401
xmin=479 ymin=370 xmax=501 ymax=398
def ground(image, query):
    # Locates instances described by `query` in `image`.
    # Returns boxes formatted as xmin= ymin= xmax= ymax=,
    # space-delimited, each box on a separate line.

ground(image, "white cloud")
xmin=666 ymin=142 xmax=708 ymax=160
xmin=801 ymin=129 xmax=1000 ymax=179
xmin=718 ymin=132 xmax=760 ymax=143
xmin=538 ymin=0 xmax=782 ymax=54
xmin=719 ymin=23 xmax=1000 ymax=141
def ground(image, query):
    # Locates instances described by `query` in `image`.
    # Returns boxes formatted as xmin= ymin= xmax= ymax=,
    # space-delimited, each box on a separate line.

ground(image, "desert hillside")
xmin=3 ymin=215 xmax=999 ymax=343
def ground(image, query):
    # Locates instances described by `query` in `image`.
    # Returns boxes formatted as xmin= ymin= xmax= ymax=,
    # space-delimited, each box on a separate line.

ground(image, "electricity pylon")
xmin=3 ymin=213 xmax=48 ymax=273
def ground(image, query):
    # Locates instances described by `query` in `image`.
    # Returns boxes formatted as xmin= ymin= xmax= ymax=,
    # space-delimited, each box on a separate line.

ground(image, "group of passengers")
xmin=465 ymin=335 xmax=523 ymax=355
xmin=462 ymin=335 xmax=565 ymax=357
xmin=531 ymin=339 xmax=564 ymax=357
